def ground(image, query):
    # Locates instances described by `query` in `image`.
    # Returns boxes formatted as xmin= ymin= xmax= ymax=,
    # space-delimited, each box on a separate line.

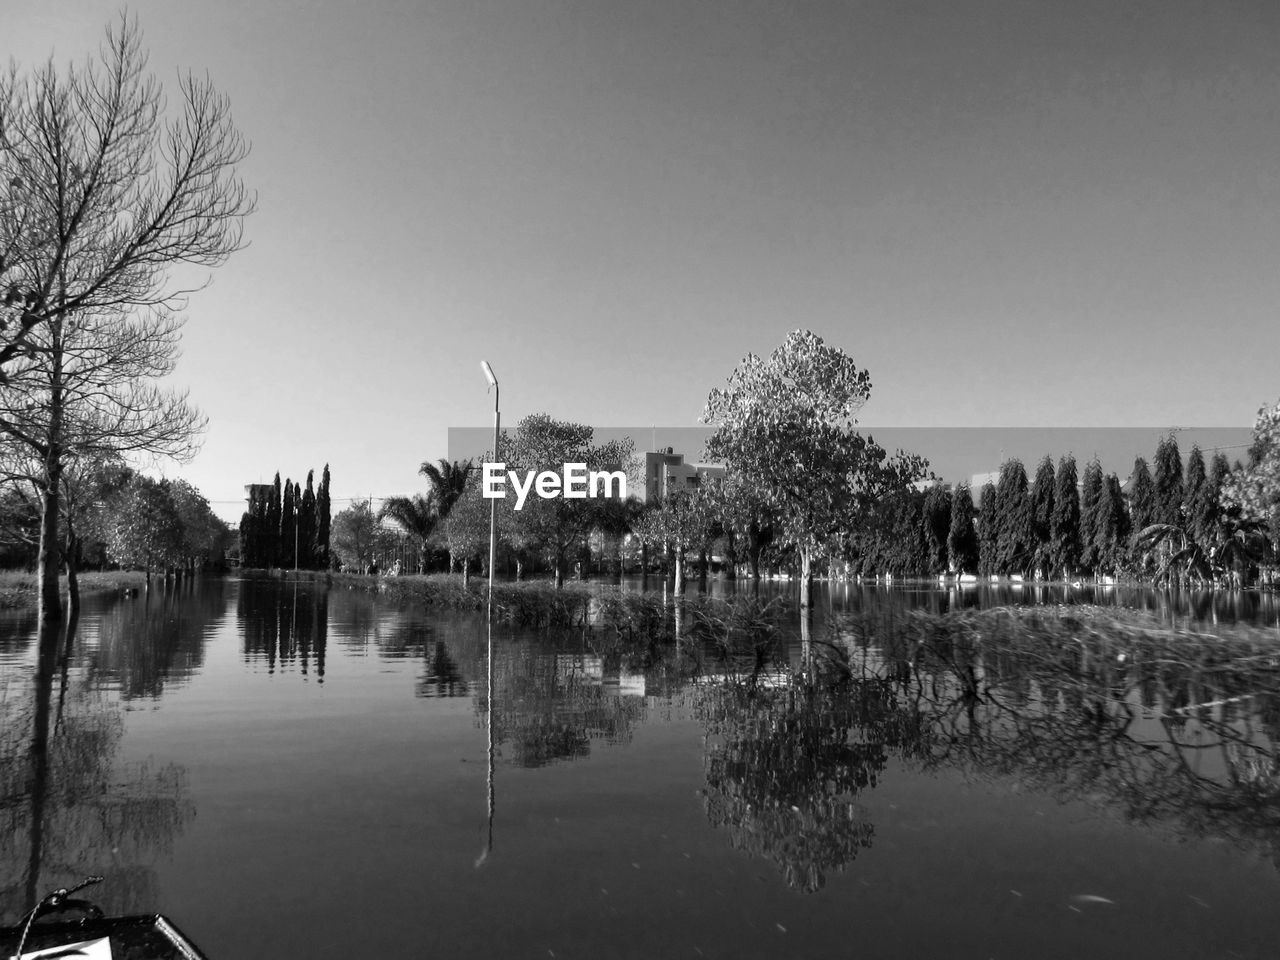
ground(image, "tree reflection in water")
xmin=0 ymin=612 xmax=194 ymax=923
xmin=685 ymin=599 xmax=1280 ymax=893
xmin=841 ymin=606 xmax=1280 ymax=865
xmin=698 ymin=674 xmax=884 ymax=893
xmin=93 ymin=578 xmax=227 ymax=697
xmin=419 ymin=640 xmax=469 ymax=698
xmin=238 ymin=578 xmax=328 ymax=681
xmin=478 ymin=643 xmax=648 ymax=768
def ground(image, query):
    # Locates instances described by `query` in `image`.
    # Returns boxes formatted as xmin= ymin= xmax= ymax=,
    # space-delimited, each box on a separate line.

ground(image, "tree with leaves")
xmin=332 ymin=500 xmax=377 ymax=573
xmin=378 ymin=492 xmax=437 ymax=574
xmin=994 ymin=460 xmax=1032 ymax=576
xmin=921 ymin=484 xmax=952 ymax=575
xmin=501 ymin=414 xmax=635 ymax=588
xmin=1221 ymin=397 xmax=1280 ymax=553
xmin=443 ymin=480 xmax=491 ymax=586
xmin=1128 ymin=458 xmax=1157 ymax=535
xmin=1152 ymin=435 xmax=1184 ymax=527
xmin=315 ymin=463 xmax=332 ymax=570
xmin=977 ymin=483 xmax=998 ymax=577
xmin=0 ymin=15 xmax=252 ymax=620
xmin=280 ymin=479 xmax=296 ymax=570
xmin=946 ymin=482 xmax=978 ymax=574
xmin=1078 ymin=459 xmax=1104 ymax=576
xmin=419 ymin=458 xmax=474 ymax=522
xmin=267 ymin=473 xmax=282 ymax=568
xmin=712 ymin=472 xmax=776 ymax=582
xmin=103 ymin=475 xmax=185 ymax=582
xmin=298 ymin=470 xmax=316 ymax=569
xmin=1093 ymin=473 xmax=1130 ymax=576
xmin=1183 ymin=446 xmax=1210 ymax=546
xmin=1029 ymin=456 xmax=1056 ymax=578
xmin=1049 ymin=454 xmax=1080 ymax=579
xmin=703 ymin=330 xmax=926 ymax=608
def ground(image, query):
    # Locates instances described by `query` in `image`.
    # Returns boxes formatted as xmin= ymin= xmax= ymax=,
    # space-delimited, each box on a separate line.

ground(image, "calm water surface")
xmin=3 ymin=577 xmax=1280 ymax=959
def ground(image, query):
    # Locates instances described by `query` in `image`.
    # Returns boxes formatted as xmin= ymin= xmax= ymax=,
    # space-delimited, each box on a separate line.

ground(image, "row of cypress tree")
xmin=852 ymin=437 xmax=1235 ymax=579
xmin=240 ymin=465 xmax=332 ymax=570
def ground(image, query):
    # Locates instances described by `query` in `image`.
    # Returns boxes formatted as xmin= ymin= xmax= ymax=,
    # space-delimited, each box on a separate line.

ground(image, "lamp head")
xmin=480 ymin=360 xmax=497 ymax=387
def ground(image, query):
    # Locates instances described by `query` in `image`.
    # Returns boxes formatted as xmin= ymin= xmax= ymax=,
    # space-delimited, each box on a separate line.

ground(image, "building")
xmin=642 ymin=448 xmax=726 ymax=502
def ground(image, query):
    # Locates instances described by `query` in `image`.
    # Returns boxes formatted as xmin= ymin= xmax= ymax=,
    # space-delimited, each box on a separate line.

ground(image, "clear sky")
xmin=7 ymin=1 xmax=1279 ymax=521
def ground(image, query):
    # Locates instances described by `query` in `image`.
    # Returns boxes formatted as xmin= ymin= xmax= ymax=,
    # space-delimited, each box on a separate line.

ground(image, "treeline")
xmin=240 ymin=466 xmax=332 ymax=570
xmin=851 ymin=436 xmax=1253 ymax=582
xmin=0 ymin=460 xmax=230 ymax=581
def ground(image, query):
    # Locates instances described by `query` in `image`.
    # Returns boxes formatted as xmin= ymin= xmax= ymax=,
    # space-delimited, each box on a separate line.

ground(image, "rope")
xmin=10 ymin=876 xmax=103 ymax=960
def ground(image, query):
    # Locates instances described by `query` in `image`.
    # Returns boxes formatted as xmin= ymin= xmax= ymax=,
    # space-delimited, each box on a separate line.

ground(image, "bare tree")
xmin=0 ymin=14 xmax=254 ymax=619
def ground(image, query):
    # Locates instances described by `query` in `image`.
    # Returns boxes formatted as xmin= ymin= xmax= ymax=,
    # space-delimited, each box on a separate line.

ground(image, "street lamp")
xmin=478 ymin=359 xmax=499 ymax=868
xmin=480 ymin=361 xmax=499 ymax=612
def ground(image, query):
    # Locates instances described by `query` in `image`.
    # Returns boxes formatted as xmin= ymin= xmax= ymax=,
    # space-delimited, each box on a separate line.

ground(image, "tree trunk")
xmin=673 ymin=547 xmax=685 ymax=596
xmin=37 ymin=332 xmax=66 ymax=625
xmin=64 ymin=530 xmax=80 ymax=614
xmin=515 ymin=555 xmax=524 ymax=581
xmin=25 ymin=616 xmax=61 ymax=908
xmin=799 ymin=548 xmax=813 ymax=609
xmin=462 ymin=556 xmax=470 ymax=588
xmin=553 ymin=556 xmax=564 ymax=590
xmin=800 ymin=607 xmax=812 ymax=679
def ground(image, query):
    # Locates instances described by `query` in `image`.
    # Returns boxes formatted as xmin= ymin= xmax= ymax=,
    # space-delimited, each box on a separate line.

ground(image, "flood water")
xmin=3 ymin=576 xmax=1280 ymax=959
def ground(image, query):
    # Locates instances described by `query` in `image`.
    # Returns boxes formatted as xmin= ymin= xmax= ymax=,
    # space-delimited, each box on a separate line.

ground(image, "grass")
xmin=325 ymin=572 xmax=596 ymax=628
xmin=0 ymin=570 xmax=150 ymax=610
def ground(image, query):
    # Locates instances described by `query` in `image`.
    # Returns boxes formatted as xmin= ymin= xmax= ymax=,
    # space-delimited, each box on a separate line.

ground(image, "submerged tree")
xmin=704 ymin=330 xmax=926 ymax=608
xmin=1078 ymin=459 xmax=1104 ymax=576
xmin=1153 ymin=434 xmax=1184 ymax=527
xmin=976 ymin=482 xmax=998 ymax=577
xmin=994 ymin=459 xmax=1032 ymax=576
xmin=1222 ymin=397 xmax=1280 ymax=552
xmin=946 ymin=482 xmax=978 ymax=574
xmin=1029 ymin=455 xmax=1056 ymax=578
xmin=0 ymin=15 xmax=253 ymax=620
xmin=501 ymin=415 xmax=634 ymax=588
xmin=1050 ymin=454 xmax=1080 ymax=579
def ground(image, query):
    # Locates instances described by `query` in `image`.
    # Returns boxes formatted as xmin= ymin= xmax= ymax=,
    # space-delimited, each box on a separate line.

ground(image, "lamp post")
xmin=481 ymin=360 xmax=499 ymax=614
xmin=477 ymin=359 xmax=499 ymax=869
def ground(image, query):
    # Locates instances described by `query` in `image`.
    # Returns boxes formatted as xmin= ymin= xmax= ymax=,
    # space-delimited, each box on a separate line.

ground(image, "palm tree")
xmin=1134 ymin=515 xmax=1271 ymax=588
xmin=419 ymin=459 xmax=474 ymax=521
xmin=377 ymin=493 xmax=438 ymax=574
xmin=1133 ymin=523 xmax=1211 ymax=587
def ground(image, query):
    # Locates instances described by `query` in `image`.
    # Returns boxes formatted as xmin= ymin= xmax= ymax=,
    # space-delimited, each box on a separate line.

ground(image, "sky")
xmin=6 ymin=1 xmax=1280 ymax=521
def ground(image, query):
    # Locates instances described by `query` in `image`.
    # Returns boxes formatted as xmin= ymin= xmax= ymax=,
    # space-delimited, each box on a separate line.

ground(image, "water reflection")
xmin=614 ymin=576 xmax=1280 ymax=628
xmin=93 ymin=579 xmax=225 ymax=697
xmin=840 ymin=607 xmax=1280 ymax=864
xmin=0 ymin=613 xmax=194 ymax=923
xmin=418 ymin=640 xmax=469 ymax=698
xmin=238 ymin=578 xmax=328 ymax=680
xmin=480 ymin=643 xmax=648 ymax=768
xmin=697 ymin=675 xmax=883 ymax=892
